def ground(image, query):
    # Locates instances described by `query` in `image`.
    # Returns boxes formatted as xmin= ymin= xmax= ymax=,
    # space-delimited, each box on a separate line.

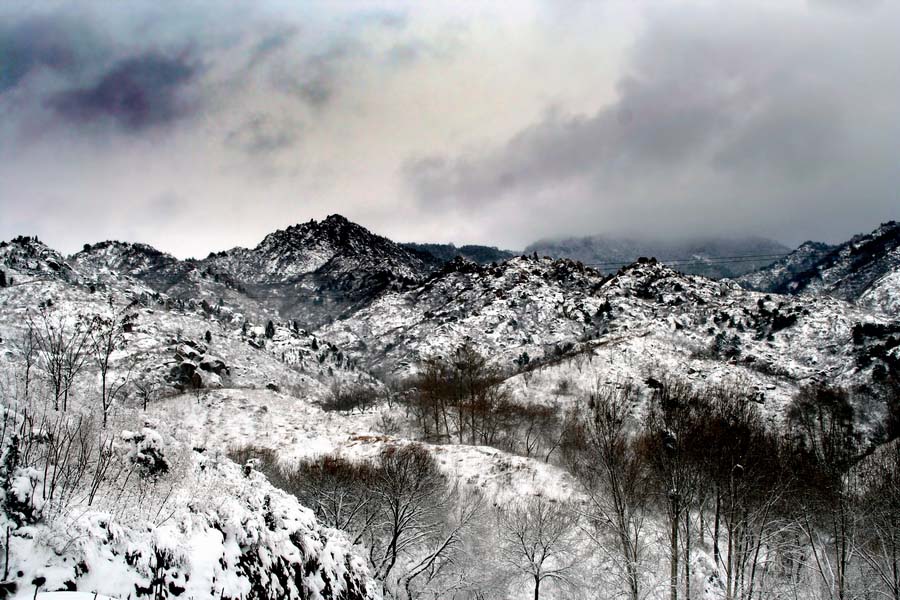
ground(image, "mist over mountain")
xmin=525 ymin=234 xmax=791 ymax=278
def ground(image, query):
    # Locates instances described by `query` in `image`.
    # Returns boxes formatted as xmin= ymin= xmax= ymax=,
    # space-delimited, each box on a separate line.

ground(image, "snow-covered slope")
xmin=1 ymin=236 xmax=79 ymax=286
xmin=0 ymin=269 xmax=380 ymax=599
xmin=319 ymin=255 xmax=886 ymax=395
xmin=319 ymin=255 xmax=610 ymax=372
xmin=5 ymin=452 xmax=378 ymax=600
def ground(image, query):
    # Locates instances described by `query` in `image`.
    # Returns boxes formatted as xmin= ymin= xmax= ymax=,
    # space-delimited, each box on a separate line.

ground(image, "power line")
xmin=583 ymin=253 xmax=788 ymax=268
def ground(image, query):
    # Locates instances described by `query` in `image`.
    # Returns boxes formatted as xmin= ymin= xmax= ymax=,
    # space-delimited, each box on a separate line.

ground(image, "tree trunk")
xmin=684 ymin=509 xmax=692 ymax=600
xmin=671 ymin=496 xmax=679 ymax=600
xmin=714 ymin=493 xmax=721 ymax=569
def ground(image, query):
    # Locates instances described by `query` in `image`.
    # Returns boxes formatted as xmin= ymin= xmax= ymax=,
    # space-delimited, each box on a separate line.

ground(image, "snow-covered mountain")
xmin=70 ymin=215 xmax=435 ymax=329
xmin=739 ymin=221 xmax=900 ymax=315
xmin=735 ymin=241 xmax=835 ymax=293
xmin=0 ymin=235 xmax=80 ymax=285
xmin=205 ymin=215 xmax=430 ymax=285
xmin=4 ymin=217 xmax=897 ymax=411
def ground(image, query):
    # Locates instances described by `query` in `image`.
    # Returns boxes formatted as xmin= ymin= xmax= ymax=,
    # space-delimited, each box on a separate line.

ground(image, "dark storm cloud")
xmin=407 ymin=13 xmax=840 ymax=202
xmin=48 ymin=53 xmax=198 ymax=130
xmin=3 ymin=0 xmax=898 ymax=258
xmin=404 ymin=3 xmax=900 ymax=244
xmin=0 ymin=16 xmax=100 ymax=92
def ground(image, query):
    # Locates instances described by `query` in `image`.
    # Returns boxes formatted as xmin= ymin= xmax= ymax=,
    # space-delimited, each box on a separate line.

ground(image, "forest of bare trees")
xmin=389 ymin=344 xmax=900 ymax=600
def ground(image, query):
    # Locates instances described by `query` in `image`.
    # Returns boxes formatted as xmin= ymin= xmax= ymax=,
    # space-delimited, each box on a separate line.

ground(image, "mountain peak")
xmin=1 ymin=235 xmax=78 ymax=284
xmin=70 ymin=239 xmax=180 ymax=285
xmin=323 ymin=213 xmax=350 ymax=225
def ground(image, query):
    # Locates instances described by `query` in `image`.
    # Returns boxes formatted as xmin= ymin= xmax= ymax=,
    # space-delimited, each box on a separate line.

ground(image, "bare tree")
xmin=788 ymin=385 xmax=860 ymax=600
xmin=642 ymin=378 xmax=708 ymax=600
xmin=497 ymin=496 xmax=580 ymax=600
xmin=84 ymin=299 xmax=138 ymax=427
xmin=652 ymin=381 xmax=793 ymax=600
xmin=369 ymin=444 xmax=448 ymax=582
xmin=570 ymin=382 xmax=649 ymax=600
xmin=133 ymin=376 xmax=161 ymax=411
xmin=859 ymin=440 xmax=900 ymax=600
xmin=29 ymin=304 xmax=89 ymax=411
xmin=411 ymin=343 xmax=510 ymax=446
xmin=287 ymin=454 xmax=381 ymax=546
xmin=13 ymin=323 xmax=38 ymax=401
xmin=237 ymin=444 xmax=480 ymax=600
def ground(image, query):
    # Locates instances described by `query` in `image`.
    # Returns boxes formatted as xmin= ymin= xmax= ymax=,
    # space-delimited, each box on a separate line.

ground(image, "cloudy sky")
xmin=1 ymin=0 xmax=898 ymax=257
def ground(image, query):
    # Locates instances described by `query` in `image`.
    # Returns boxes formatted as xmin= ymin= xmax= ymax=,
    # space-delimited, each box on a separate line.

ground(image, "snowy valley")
xmin=2 ymin=217 xmax=900 ymax=600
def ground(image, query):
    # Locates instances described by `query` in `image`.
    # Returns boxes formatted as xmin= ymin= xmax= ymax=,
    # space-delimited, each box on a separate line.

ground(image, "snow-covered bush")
xmin=121 ymin=427 xmax=169 ymax=479
xmin=3 ymin=453 xmax=379 ymax=600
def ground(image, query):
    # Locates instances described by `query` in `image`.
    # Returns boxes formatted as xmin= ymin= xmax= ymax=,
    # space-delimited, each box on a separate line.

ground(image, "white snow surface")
xmin=6 ymin=454 xmax=378 ymax=600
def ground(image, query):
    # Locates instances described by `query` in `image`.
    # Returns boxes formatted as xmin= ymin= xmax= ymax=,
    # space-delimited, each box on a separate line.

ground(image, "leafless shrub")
xmin=321 ymin=382 xmax=379 ymax=413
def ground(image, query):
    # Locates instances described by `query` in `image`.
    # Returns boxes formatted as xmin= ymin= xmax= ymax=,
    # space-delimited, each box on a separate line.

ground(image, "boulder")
xmin=169 ymin=360 xmax=201 ymax=389
xmin=199 ymin=355 xmax=229 ymax=375
xmin=176 ymin=344 xmax=203 ymax=361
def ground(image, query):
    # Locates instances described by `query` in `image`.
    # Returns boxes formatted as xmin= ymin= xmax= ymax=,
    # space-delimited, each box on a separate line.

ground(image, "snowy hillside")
xmin=320 ymin=255 xmax=887 ymax=404
xmin=1 ymin=236 xmax=80 ymax=286
xmin=4 ymin=450 xmax=378 ymax=600
xmin=319 ymin=255 xmax=609 ymax=372
xmin=400 ymin=243 xmax=516 ymax=265
xmin=735 ymin=240 xmax=835 ymax=293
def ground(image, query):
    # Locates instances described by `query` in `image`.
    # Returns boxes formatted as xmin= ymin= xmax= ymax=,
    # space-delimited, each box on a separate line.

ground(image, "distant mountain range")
xmin=401 ymin=242 xmax=515 ymax=265
xmin=67 ymin=215 xmax=432 ymax=329
xmin=525 ymin=235 xmax=791 ymax=279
